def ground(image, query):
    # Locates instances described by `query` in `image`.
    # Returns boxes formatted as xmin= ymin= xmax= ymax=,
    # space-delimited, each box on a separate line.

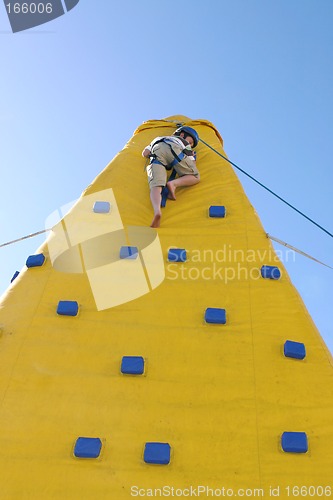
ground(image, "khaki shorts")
xmin=146 ymin=162 xmax=167 ymax=189
xmin=146 ymin=142 xmax=200 ymax=189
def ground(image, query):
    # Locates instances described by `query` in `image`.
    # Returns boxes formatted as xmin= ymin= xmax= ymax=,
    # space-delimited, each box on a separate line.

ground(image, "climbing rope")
xmin=0 ymin=228 xmax=51 ymax=249
xmin=1 ymin=126 xmax=332 ymax=271
xmin=0 ymin=226 xmax=330 ymax=270
xmin=267 ymin=234 xmax=332 ymax=270
xmin=199 ymin=137 xmax=333 ymax=239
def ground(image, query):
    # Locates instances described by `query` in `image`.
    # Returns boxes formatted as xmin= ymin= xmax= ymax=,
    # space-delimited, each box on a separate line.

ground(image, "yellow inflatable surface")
xmin=0 ymin=116 xmax=332 ymax=498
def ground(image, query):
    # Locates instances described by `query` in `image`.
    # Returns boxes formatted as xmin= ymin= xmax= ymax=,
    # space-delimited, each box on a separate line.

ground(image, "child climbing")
xmin=142 ymin=126 xmax=200 ymax=228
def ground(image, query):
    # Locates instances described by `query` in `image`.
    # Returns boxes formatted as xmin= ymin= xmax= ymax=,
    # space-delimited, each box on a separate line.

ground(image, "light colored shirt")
xmin=143 ymin=136 xmax=196 ymax=162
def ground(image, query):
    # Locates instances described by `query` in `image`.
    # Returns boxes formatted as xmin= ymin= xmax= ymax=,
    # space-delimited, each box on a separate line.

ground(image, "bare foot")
xmin=166 ymin=181 xmax=176 ymax=200
xmin=150 ymin=212 xmax=161 ymax=228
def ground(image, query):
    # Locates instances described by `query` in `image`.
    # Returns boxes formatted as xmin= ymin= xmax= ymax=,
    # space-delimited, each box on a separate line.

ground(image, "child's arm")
xmin=142 ymin=147 xmax=151 ymax=158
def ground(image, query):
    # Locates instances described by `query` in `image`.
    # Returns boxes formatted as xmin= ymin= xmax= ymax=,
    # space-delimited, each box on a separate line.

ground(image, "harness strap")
xmin=161 ymin=168 xmax=178 ymax=208
xmin=149 ymin=138 xmax=188 ymax=170
xmin=150 ymin=158 xmax=168 ymax=167
xmin=169 ymin=148 xmax=186 ymax=168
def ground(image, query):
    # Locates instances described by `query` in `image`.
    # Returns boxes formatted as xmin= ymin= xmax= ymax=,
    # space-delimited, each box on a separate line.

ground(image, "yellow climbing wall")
xmin=0 ymin=115 xmax=332 ymax=498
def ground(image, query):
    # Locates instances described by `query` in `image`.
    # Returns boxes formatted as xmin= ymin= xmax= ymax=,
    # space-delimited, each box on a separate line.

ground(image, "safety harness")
xmin=148 ymin=137 xmax=193 ymax=170
xmin=148 ymin=137 xmax=195 ymax=208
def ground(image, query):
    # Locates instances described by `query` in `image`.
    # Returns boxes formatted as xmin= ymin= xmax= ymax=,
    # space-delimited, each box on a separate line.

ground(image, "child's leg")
xmin=167 ymin=174 xmax=200 ymax=200
xmin=147 ymin=162 xmax=166 ymax=228
xmin=150 ymin=186 xmax=162 ymax=228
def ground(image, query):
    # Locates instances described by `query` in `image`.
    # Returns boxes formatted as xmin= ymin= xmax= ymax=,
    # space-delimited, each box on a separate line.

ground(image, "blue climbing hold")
xmin=205 ymin=308 xmax=227 ymax=324
xmin=168 ymin=248 xmax=187 ymax=262
xmin=11 ymin=271 xmax=20 ymax=283
xmin=57 ymin=301 xmax=79 ymax=317
xmin=261 ymin=265 xmax=281 ymax=280
xmin=209 ymin=206 xmax=226 ymax=218
xmin=281 ymin=432 xmax=308 ymax=453
xmin=120 ymin=246 xmax=139 ymax=259
xmin=93 ymin=201 xmax=111 ymax=213
xmin=74 ymin=437 xmax=102 ymax=459
xmin=26 ymin=253 xmax=45 ymax=268
xmin=144 ymin=442 xmax=171 ymax=465
xmin=284 ymin=340 xmax=306 ymax=360
xmin=121 ymin=356 xmax=145 ymax=375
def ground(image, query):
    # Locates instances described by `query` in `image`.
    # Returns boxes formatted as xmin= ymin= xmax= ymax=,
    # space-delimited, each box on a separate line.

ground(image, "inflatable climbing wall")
xmin=0 ymin=115 xmax=332 ymax=498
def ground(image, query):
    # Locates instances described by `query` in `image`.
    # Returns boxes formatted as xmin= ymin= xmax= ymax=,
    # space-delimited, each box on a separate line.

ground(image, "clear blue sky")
xmin=1 ymin=1 xmax=332 ymax=352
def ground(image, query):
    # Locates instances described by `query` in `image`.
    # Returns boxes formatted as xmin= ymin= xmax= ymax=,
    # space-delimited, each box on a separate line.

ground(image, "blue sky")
xmin=1 ymin=1 xmax=332 ymax=353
